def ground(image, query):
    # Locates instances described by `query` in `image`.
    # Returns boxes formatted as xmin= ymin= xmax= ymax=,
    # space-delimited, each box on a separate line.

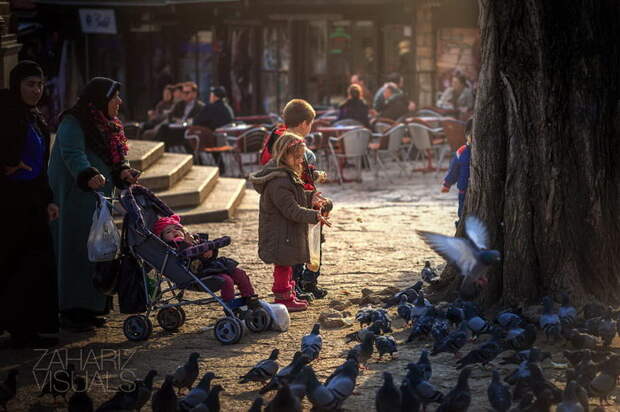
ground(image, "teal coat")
xmin=48 ymin=115 xmax=124 ymax=314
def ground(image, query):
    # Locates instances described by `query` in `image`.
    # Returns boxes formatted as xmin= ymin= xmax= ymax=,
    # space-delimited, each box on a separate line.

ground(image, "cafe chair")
xmin=414 ymin=108 xmax=443 ymax=117
xmin=332 ymin=119 xmax=363 ymax=127
xmin=407 ymin=122 xmax=447 ymax=174
xmin=368 ymin=124 xmax=407 ymax=182
xmin=229 ymin=127 xmax=269 ymax=177
xmin=328 ymin=128 xmax=371 ymax=185
xmin=436 ymin=118 xmax=466 ymax=174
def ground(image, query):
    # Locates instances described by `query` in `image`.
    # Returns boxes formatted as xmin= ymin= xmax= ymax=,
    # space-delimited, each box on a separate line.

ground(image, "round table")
xmin=215 ymin=124 xmax=254 ymax=137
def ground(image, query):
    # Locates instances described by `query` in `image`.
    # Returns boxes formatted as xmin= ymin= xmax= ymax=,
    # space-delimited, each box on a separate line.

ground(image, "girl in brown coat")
xmin=249 ymin=133 xmax=330 ymax=312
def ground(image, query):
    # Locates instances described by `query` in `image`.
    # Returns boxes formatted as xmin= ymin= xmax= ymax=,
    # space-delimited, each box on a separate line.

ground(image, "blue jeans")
xmin=458 ymin=192 xmax=466 ymax=218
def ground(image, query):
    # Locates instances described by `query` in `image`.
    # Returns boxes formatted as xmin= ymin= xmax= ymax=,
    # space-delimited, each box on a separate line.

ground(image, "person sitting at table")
xmin=373 ymin=72 xmax=404 ymax=112
xmin=436 ymin=71 xmax=474 ymax=117
xmin=142 ymin=84 xmax=175 ymax=133
xmin=194 ymin=86 xmax=234 ymax=131
xmin=337 ymin=84 xmax=369 ymax=127
xmin=378 ymin=83 xmax=410 ymax=121
xmin=154 ymin=81 xmax=205 ymax=150
xmin=169 ymin=81 xmax=204 ymax=123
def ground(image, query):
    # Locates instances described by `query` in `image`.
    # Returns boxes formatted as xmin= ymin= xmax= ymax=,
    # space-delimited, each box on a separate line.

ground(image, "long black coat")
xmin=0 ymin=89 xmax=58 ymax=335
xmin=194 ymin=100 xmax=235 ymax=131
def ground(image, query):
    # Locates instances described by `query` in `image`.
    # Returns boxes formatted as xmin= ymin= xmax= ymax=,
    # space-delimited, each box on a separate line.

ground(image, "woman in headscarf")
xmin=49 ymin=77 xmax=140 ymax=332
xmin=0 ymin=61 xmax=59 ymax=348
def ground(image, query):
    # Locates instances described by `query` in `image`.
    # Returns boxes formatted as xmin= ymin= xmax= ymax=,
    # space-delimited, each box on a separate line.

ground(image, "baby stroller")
xmin=117 ymin=185 xmax=271 ymax=344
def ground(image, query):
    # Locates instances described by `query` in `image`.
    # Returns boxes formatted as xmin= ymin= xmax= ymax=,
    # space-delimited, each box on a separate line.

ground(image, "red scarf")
xmin=89 ymin=103 xmax=128 ymax=164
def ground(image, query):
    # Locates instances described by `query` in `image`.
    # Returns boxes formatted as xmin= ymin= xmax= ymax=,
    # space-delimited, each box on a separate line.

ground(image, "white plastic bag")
xmin=260 ymin=301 xmax=290 ymax=332
xmin=307 ymin=222 xmax=321 ymax=272
xmin=87 ymin=192 xmax=121 ymax=262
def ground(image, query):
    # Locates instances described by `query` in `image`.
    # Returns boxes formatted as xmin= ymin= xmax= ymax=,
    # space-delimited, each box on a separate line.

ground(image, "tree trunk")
xmin=431 ymin=0 xmax=620 ymax=307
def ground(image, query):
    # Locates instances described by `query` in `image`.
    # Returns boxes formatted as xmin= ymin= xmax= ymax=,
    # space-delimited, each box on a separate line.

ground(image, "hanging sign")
xmin=79 ymin=9 xmax=117 ymax=35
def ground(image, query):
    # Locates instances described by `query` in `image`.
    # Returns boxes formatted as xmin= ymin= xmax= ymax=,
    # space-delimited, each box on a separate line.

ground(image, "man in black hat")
xmin=194 ymin=86 xmax=235 ymax=131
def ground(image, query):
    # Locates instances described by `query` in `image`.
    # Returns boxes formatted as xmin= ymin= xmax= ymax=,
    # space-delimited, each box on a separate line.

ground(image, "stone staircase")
xmin=125 ymin=140 xmax=246 ymax=224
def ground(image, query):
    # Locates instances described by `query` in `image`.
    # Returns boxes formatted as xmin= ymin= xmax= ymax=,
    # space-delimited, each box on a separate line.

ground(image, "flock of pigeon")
xmin=1 ymin=216 xmax=620 ymax=411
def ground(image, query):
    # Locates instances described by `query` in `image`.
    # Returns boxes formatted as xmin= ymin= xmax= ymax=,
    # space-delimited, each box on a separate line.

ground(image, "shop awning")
xmin=34 ymin=0 xmax=237 ymax=6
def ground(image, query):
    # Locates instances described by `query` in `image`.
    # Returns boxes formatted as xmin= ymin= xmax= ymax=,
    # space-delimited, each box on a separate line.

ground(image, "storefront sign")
xmin=79 ymin=9 xmax=117 ymax=35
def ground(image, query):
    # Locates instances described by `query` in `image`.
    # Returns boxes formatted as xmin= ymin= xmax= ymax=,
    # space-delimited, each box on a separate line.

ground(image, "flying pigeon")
xmin=417 ymin=215 xmax=501 ymax=288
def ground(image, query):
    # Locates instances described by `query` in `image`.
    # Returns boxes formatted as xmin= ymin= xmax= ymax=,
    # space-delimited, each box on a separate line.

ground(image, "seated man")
xmin=155 ymin=81 xmax=205 ymax=149
xmin=193 ymin=86 xmax=235 ymax=173
xmin=194 ymin=86 xmax=235 ymax=131
xmin=379 ymin=83 xmax=409 ymax=121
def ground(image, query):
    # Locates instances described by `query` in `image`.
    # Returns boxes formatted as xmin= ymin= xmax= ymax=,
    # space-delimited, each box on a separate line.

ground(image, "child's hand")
xmin=202 ymin=250 xmax=214 ymax=259
xmin=441 ymin=185 xmax=450 ymax=193
xmin=184 ymin=231 xmax=195 ymax=244
xmin=317 ymin=212 xmax=332 ymax=227
xmin=312 ymin=191 xmax=327 ymax=209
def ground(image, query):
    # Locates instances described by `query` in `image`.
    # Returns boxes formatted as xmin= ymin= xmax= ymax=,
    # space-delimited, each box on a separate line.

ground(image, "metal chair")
xmin=407 ymin=122 xmax=447 ymax=174
xmin=332 ymin=119 xmax=363 ymax=127
xmin=230 ymin=127 xmax=269 ymax=177
xmin=328 ymin=128 xmax=371 ymax=184
xmin=368 ymin=124 xmax=407 ymax=182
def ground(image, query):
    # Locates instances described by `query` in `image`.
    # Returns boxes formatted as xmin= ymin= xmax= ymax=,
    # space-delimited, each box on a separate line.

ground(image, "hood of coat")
xmin=249 ymin=160 xmax=302 ymax=194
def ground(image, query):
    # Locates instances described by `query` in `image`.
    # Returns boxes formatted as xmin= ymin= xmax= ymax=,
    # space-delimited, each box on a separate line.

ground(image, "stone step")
xmin=176 ymin=178 xmax=246 ymax=224
xmin=138 ymin=153 xmax=193 ymax=191
xmin=156 ymin=165 xmax=219 ymax=209
xmin=127 ymin=140 xmax=164 ymax=171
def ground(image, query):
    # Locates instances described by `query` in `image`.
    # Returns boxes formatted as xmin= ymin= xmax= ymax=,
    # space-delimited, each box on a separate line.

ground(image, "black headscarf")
xmin=9 ymin=60 xmax=44 ymax=103
xmin=2 ymin=60 xmax=46 ymax=136
xmin=63 ymin=77 xmax=124 ymax=166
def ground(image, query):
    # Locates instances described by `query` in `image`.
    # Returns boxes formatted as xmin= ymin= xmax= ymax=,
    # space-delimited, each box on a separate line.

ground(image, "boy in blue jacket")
xmin=441 ymin=118 xmax=472 ymax=224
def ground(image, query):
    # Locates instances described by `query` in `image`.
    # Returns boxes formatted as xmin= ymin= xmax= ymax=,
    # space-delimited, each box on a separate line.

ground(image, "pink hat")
xmin=153 ymin=214 xmax=181 ymax=237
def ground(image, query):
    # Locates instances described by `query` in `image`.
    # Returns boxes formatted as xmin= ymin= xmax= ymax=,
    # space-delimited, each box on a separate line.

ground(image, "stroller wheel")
xmin=245 ymin=307 xmax=271 ymax=333
xmin=123 ymin=315 xmax=152 ymax=341
xmin=157 ymin=307 xmax=185 ymax=331
xmin=214 ymin=317 xmax=243 ymax=345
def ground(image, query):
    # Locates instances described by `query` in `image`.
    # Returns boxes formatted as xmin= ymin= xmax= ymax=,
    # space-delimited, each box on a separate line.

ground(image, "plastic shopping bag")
xmin=87 ymin=192 xmax=121 ymax=262
xmin=307 ymin=222 xmax=321 ymax=272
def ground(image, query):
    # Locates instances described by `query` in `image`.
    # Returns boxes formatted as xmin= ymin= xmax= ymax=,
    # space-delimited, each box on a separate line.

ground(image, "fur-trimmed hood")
xmin=249 ymin=160 xmax=302 ymax=194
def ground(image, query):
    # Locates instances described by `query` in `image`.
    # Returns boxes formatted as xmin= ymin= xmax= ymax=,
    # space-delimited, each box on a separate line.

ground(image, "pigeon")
xmin=559 ymin=293 xmax=578 ymax=326
xmin=239 ymin=349 xmax=280 ymax=383
xmin=324 ymin=350 xmax=360 ymax=387
xmin=67 ymin=377 xmax=93 ymax=412
xmin=95 ymin=384 xmax=136 ymax=412
xmin=152 ymin=375 xmax=178 ymax=412
xmin=370 ymin=309 xmax=393 ymax=334
xmin=407 ymin=307 xmax=437 ymax=342
xmin=597 ymin=310 xmax=616 ymax=348
xmin=204 ymin=385 xmax=224 ymax=412
xmin=505 ymin=323 xmax=537 ymax=351
xmin=383 ymin=282 xmax=424 ymax=308
xmin=375 ymin=336 xmax=398 ymax=359
xmin=583 ymin=303 xmax=606 ymax=320
xmin=345 ymin=321 xmax=382 ymax=343
xmin=133 ymin=369 xmax=158 ymax=411
xmin=415 ymin=350 xmax=432 ymax=380
xmin=410 ymin=291 xmax=432 ymax=321
xmin=351 ymin=332 xmax=375 ymax=368
xmin=399 ymin=379 xmax=421 ymax=412
xmin=421 ymin=261 xmax=438 ymax=284
xmin=0 ymin=369 xmax=18 ymax=412
xmin=575 ymin=350 xmax=598 ymax=390
xmin=376 ymin=372 xmax=401 ymax=412
xmin=355 ymin=308 xmax=375 ymax=328
xmin=565 ymin=370 xmax=590 ymax=412
xmin=488 ymin=369 xmax=511 ymax=412
xmin=172 ymin=352 xmax=200 ymax=394
xmin=432 ymin=321 xmax=469 ymax=359
xmin=247 ymin=397 xmax=264 ymax=412
xmin=589 ymin=358 xmax=617 ymax=405
xmin=436 ymin=367 xmax=471 ymax=412
xmin=397 ymin=295 xmax=415 ymax=324
xmin=417 ymin=215 xmax=501 ymax=289
xmin=496 ymin=309 xmax=524 ymax=329
xmin=179 ymin=372 xmax=217 ymax=411
xmin=402 ymin=364 xmax=444 ymax=410
xmin=39 ymin=363 xmax=75 ymax=402
xmin=304 ymin=365 xmax=352 ymax=411
xmin=527 ymin=362 xmax=562 ymax=404
xmin=431 ymin=311 xmax=451 ymax=344
xmin=258 ymin=352 xmax=307 ymax=394
xmin=539 ymin=296 xmax=561 ymax=342
xmin=264 ymin=383 xmax=300 ymax=412
xmin=464 ymin=302 xmax=493 ymax=339
xmin=301 ymin=323 xmax=322 ymax=363
xmin=563 ymin=328 xmax=599 ymax=350
xmin=446 ymin=303 xmax=466 ymax=327
xmin=501 ymin=349 xmax=551 ymax=366
xmin=324 ymin=359 xmax=357 ymax=406
xmin=456 ymin=333 xmax=505 ymax=369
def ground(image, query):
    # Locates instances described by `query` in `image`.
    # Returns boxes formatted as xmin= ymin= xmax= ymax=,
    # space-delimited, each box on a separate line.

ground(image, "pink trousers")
xmin=219 ymin=268 xmax=255 ymax=301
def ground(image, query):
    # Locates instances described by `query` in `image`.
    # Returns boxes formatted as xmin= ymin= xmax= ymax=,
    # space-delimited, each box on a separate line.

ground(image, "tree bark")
xmin=431 ymin=0 xmax=620 ymax=306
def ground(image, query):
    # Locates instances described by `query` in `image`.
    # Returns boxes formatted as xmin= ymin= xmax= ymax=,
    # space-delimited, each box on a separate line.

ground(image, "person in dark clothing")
xmin=0 ymin=61 xmax=60 ymax=348
xmin=337 ymin=84 xmax=370 ymax=127
xmin=155 ymin=81 xmax=205 ymax=150
xmin=194 ymin=86 xmax=235 ymax=131
xmin=193 ymin=86 xmax=234 ymax=172
xmin=379 ymin=83 xmax=410 ymax=121
xmin=442 ymin=118 xmax=473 ymax=226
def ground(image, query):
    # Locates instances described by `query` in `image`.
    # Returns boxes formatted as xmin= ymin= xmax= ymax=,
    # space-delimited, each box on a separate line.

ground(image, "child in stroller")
xmin=152 ymin=214 xmax=259 ymax=312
